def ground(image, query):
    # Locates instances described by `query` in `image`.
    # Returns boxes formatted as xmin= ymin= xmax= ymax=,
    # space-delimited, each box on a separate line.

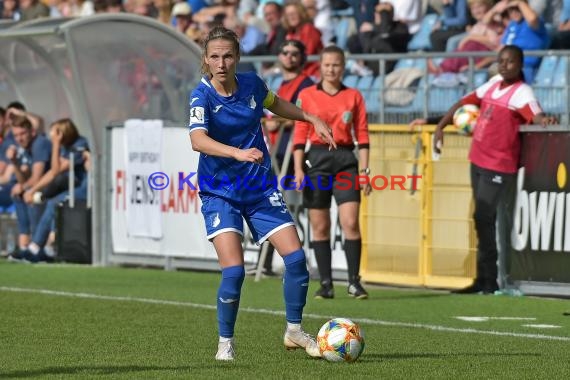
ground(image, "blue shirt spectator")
xmin=501 ymin=18 xmax=549 ymax=70
xmin=60 ymin=136 xmax=89 ymax=183
xmin=441 ymin=0 xmax=469 ymax=29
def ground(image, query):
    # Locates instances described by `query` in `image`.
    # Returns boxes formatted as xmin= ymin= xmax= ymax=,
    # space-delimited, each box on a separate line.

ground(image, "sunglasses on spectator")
xmin=281 ymin=50 xmax=300 ymax=57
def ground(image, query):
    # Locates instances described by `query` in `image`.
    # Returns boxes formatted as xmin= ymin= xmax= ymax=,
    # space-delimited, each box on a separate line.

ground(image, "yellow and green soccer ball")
xmin=453 ymin=104 xmax=479 ymax=135
xmin=317 ymin=318 xmax=365 ymax=363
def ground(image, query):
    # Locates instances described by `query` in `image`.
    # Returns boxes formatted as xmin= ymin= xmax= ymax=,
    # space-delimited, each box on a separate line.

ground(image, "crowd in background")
xmin=0 ymin=102 xmax=89 ymax=263
xmin=1 ymin=0 xmax=569 ymax=263
xmin=1 ymin=0 xmax=569 ymax=79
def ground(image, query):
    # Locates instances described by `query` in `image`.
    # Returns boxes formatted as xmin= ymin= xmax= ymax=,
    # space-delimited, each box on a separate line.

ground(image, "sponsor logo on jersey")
xmin=190 ymin=107 xmax=205 ymax=125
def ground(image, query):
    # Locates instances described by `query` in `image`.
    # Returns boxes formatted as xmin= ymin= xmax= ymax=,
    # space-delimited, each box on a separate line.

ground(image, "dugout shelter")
xmin=0 ymin=14 xmax=202 ymax=263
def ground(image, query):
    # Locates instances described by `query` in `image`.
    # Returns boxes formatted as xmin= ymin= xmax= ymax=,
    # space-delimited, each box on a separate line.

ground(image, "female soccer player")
xmin=293 ymin=45 xmax=372 ymax=300
xmin=188 ymin=26 xmax=334 ymax=361
xmin=434 ymin=45 xmax=556 ymax=294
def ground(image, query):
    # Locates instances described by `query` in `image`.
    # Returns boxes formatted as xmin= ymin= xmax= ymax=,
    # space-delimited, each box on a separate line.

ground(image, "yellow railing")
xmin=361 ymin=124 xmax=476 ymax=289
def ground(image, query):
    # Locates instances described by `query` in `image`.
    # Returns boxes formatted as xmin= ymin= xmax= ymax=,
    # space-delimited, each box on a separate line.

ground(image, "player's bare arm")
xmin=189 ymin=129 xmax=263 ymax=164
xmin=267 ymin=96 xmax=336 ymax=149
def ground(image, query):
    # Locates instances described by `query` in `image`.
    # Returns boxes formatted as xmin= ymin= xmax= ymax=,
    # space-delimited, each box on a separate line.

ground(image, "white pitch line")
xmin=2 ymin=286 xmax=569 ymax=342
xmin=455 ymin=316 xmax=537 ymax=322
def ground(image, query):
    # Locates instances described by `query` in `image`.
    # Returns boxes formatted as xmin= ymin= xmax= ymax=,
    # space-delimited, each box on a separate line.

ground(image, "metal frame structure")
xmin=0 ymin=14 xmax=202 ymax=265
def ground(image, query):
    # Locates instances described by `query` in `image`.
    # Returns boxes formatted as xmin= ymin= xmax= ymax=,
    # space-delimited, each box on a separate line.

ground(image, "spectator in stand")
xmin=428 ymin=0 xmax=504 ymax=74
xmin=224 ymin=15 xmax=266 ymax=55
xmin=551 ymin=0 xmax=570 ymax=49
xmin=186 ymin=0 xmax=208 ymax=14
xmin=154 ymin=0 xmax=172 ymax=24
xmin=250 ymin=2 xmax=288 ymax=75
xmin=0 ymin=107 xmax=5 ymax=145
xmin=129 ymin=0 xmax=154 ymax=17
xmin=0 ymin=103 xmax=45 ymax=178
xmin=0 ymin=107 xmax=13 ymax=210
xmin=541 ymin=0 xmax=564 ymax=25
xmin=106 ymin=0 xmax=124 ymax=12
xmin=4 ymin=115 xmax=51 ymax=258
xmin=346 ymin=1 xmax=410 ymax=74
xmin=1 ymin=0 xmax=22 ymax=20
xmin=250 ymin=39 xmax=314 ymax=277
xmin=429 ymin=0 xmax=469 ymax=52
xmin=18 ymin=119 xmax=89 ymax=263
xmin=527 ymin=0 xmax=547 ymax=16
xmin=283 ymin=1 xmax=323 ymax=79
xmin=301 ymin=0 xmax=333 ymax=45
xmin=344 ymin=0 xmax=377 ymax=28
xmin=385 ymin=0 xmax=424 ymax=35
xmin=192 ymin=0 xmax=239 ymax=25
xmin=19 ymin=0 xmax=49 ymax=20
xmin=498 ymin=0 xmax=550 ymax=84
xmin=93 ymin=0 xmax=107 ymax=13
xmin=172 ymin=1 xmax=200 ymax=41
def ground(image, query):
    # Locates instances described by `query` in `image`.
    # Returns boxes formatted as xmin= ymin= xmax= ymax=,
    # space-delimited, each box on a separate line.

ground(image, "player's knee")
xmin=219 ymin=265 xmax=245 ymax=299
xmin=283 ymin=249 xmax=309 ymax=279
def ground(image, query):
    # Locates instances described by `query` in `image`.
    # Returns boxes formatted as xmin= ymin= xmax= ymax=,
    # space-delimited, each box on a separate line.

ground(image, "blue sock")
xmin=217 ymin=265 xmax=245 ymax=338
xmin=283 ymin=249 xmax=309 ymax=324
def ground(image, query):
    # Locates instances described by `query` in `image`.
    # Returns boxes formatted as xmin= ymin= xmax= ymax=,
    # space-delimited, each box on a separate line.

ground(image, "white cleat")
xmin=215 ymin=340 xmax=235 ymax=361
xmin=283 ymin=329 xmax=321 ymax=358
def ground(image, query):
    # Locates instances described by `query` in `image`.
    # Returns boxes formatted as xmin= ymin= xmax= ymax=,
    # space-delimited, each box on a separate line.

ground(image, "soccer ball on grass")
xmin=317 ymin=318 xmax=364 ymax=362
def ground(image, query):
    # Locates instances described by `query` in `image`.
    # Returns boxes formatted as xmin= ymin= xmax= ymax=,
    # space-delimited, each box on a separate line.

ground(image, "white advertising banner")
xmin=111 ymin=125 xmax=347 ymax=271
xmin=111 ymin=126 xmax=216 ymax=258
xmin=124 ymin=119 xmax=163 ymax=239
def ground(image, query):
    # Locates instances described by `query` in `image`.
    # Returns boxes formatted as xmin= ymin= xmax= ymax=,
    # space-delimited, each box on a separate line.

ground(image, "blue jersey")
xmin=189 ymin=72 xmax=277 ymax=203
xmin=60 ymin=136 xmax=89 ymax=184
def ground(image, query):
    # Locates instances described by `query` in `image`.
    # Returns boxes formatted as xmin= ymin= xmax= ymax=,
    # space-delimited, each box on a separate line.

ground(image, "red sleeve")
xmin=352 ymin=91 xmax=369 ymax=148
xmin=295 ymin=23 xmax=323 ymax=55
xmin=293 ymin=90 xmax=312 ymax=149
xmin=516 ymin=104 xmax=539 ymax=123
xmin=460 ymin=91 xmax=481 ymax=106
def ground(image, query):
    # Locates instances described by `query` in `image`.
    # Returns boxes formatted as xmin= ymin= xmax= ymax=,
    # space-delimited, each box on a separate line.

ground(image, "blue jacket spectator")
xmin=430 ymin=0 xmax=469 ymax=51
xmin=500 ymin=0 xmax=549 ymax=83
xmin=5 ymin=115 xmax=51 ymax=256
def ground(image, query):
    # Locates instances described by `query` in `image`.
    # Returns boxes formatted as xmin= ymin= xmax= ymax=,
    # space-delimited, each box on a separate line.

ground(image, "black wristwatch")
xmin=360 ymin=167 xmax=370 ymax=175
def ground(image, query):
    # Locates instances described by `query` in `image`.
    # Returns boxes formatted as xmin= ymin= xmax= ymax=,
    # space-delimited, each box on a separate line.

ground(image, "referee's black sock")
xmin=312 ymin=240 xmax=332 ymax=286
xmin=344 ymin=239 xmax=362 ymax=283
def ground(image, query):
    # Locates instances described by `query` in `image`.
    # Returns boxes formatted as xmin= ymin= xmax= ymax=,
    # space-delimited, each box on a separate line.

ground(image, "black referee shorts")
xmin=302 ymin=146 xmax=360 ymax=209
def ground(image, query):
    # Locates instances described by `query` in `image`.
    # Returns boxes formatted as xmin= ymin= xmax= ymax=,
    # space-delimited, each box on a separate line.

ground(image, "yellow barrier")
xmin=361 ymin=124 xmax=475 ymax=289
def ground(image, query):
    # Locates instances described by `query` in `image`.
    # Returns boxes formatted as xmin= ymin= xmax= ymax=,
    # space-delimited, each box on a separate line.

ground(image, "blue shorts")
xmin=200 ymin=191 xmax=295 ymax=244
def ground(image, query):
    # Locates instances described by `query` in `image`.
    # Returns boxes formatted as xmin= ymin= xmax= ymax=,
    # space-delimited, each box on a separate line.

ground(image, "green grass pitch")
xmin=1 ymin=261 xmax=569 ymax=379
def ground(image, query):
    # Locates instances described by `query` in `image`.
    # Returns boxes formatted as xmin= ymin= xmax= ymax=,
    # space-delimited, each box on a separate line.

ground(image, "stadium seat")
xmin=270 ymin=75 xmax=283 ymax=92
xmin=384 ymin=77 xmax=426 ymax=114
xmin=445 ymin=32 xmax=467 ymax=52
xmin=533 ymin=55 xmax=559 ymax=114
xmin=334 ymin=17 xmax=352 ymax=51
xmin=356 ymin=75 xmax=374 ymax=111
xmin=357 ymin=75 xmax=374 ymax=91
xmin=542 ymin=56 xmax=569 ymax=115
xmin=365 ymin=76 xmax=382 ymax=114
xmin=473 ymin=70 xmax=488 ymax=87
xmin=331 ymin=7 xmax=354 ymax=18
xmin=555 ymin=56 xmax=568 ymax=85
xmin=343 ymin=74 xmax=359 ymax=88
xmin=407 ymin=14 xmax=438 ymax=51
xmin=394 ymin=57 xmax=427 ymax=71
xmin=428 ymin=86 xmax=464 ymax=114
xmin=532 ymin=55 xmax=558 ymax=87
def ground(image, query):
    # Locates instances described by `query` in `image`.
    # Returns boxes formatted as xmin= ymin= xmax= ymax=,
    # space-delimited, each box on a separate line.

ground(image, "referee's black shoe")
xmin=348 ymin=277 xmax=369 ymax=299
xmin=314 ymin=281 xmax=334 ymax=299
xmin=452 ymin=282 xmax=498 ymax=295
